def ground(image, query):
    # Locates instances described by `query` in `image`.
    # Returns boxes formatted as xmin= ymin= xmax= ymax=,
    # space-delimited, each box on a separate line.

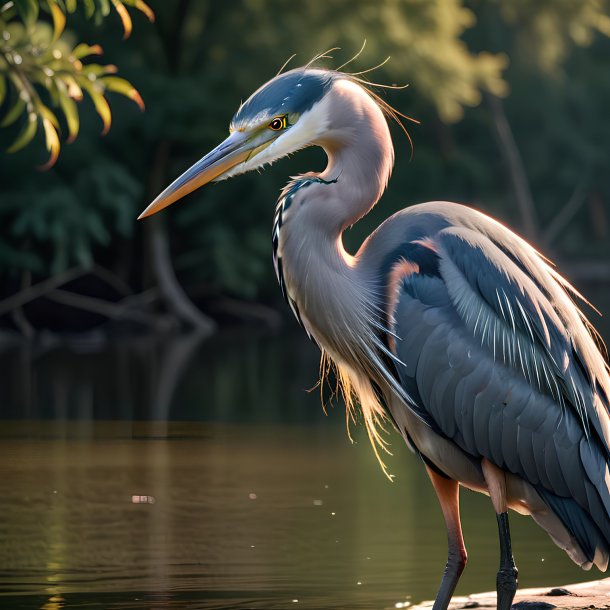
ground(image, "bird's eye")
xmin=268 ymin=116 xmax=287 ymax=131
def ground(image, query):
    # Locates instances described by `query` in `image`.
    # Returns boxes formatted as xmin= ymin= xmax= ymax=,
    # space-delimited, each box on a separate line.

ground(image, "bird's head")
xmin=139 ymin=67 xmax=344 ymax=219
xmin=139 ymin=63 xmax=412 ymax=219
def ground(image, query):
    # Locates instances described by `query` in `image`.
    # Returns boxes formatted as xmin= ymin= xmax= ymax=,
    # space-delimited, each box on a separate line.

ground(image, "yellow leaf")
xmin=38 ymin=117 xmax=60 ymax=170
xmin=85 ymin=63 xmax=118 ymax=76
xmin=102 ymin=76 xmax=145 ymax=110
xmin=38 ymin=103 xmax=60 ymax=130
xmin=111 ymin=0 xmax=132 ymax=39
xmin=48 ymin=1 xmax=66 ymax=41
xmin=72 ymin=43 xmax=104 ymax=60
xmin=134 ymin=0 xmax=154 ymax=22
xmin=63 ymin=75 xmax=83 ymax=101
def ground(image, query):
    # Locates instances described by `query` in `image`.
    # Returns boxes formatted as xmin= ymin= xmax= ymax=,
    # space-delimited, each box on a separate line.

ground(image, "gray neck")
xmin=276 ymin=79 xmax=394 ymax=357
xmin=271 ymin=79 xmax=407 ymax=467
xmin=310 ymin=79 xmax=395 ymax=235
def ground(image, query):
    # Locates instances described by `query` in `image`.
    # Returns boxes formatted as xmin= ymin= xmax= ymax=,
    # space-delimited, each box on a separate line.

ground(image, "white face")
xmin=218 ymin=88 xmax=335 ymax=180
xmin=138 ymin=77 xmax=340 ymax=219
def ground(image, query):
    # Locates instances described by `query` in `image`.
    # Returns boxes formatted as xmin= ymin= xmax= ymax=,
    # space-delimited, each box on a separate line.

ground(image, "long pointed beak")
xmin=138 ymin=131 xmax=254 ymax=219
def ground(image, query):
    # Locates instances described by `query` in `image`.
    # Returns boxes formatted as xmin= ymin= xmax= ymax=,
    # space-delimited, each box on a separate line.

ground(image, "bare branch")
xmin=485 ymin=92 xmax=539 ymax=240
xmin=0 ymin=267 xmax=86 ymax=317
xmin=45 ymin=288 xmax=159 ymax=326
xmin=542 ymin=179 xmax=589 ymax=246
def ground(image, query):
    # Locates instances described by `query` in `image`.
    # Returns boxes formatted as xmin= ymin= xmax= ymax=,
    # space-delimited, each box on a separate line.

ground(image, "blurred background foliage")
xmin=0 ymin=0 xmax=609 ymax=337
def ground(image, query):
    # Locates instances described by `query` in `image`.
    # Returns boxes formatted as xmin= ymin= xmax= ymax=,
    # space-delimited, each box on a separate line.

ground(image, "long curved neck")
xmin=276 ymin=80 xmax=394 ymax=352
xmin=273 ymin=80 xmax=401 ymax=470
xmin=308 ymin=78 xmax=394 ymax=236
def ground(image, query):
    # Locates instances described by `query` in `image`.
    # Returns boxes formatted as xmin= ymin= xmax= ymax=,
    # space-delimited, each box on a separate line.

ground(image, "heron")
xmin=138 ymin=65 xmax=610 ymax=610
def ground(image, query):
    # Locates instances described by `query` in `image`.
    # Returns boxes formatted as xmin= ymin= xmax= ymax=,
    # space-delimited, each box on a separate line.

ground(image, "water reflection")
xmin=1 ymin=289 xmax=609 ymax=609
xmin=0 ymin=419 xmax=594 ymax=610
xmin=1 ymin=330 xmax=326 ymax=424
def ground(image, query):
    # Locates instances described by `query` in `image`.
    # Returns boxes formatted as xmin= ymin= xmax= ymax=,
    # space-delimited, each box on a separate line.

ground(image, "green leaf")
xmin=0 ymin=0 xmax=152 ymax=171
xmin=0 ymin=97 xmax=26 ymax=128
xmin=98 ymin=0 xmax=111 ymax=17
xmin=102 ymin=75 xmax=144 ymax=109
xmin=57 ymin=87 xmax=79 ymax=142
xmin=72 ymin=43 xmax=103 ymax=59
xmin=13 ymin=0 xmax=39 ymax=27
xmin=79 ymin=78 xmax=112 ymax=134
xmin=7 ymin=112 xmax=37 ymax=152
xmin=82 ymin=0 xmax=95 ymax=19
xmin=84 ymin=63 xmax=118 ymax=76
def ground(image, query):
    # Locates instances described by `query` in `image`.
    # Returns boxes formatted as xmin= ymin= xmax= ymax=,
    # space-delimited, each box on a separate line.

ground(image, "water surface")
xmin=1 ymin=300 xmax=609 ymax=609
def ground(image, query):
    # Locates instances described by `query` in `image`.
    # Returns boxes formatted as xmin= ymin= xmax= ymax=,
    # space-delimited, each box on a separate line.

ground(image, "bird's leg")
xmin=425 ymin=465 xmax=467 ymax=610
xmin=482 ymin=458 xmax=518 ymax=610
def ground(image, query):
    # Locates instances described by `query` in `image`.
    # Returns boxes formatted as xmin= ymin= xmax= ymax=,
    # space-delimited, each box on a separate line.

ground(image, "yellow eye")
xmin=269 ymin=116 xmax=287 ymax=131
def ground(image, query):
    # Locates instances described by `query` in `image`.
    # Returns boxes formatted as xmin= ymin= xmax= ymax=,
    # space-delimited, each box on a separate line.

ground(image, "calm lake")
xmin=1 ymin=285 xmax=609 ymax=609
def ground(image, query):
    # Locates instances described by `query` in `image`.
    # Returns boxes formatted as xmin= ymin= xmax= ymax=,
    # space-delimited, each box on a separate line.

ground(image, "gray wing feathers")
xmin=439 ymin=228 xmax=604 ymax=443
xmin=536 ymin=488 xmax=604 ymax=567
xmin=390 ymin=225 xmax=610 ymax=556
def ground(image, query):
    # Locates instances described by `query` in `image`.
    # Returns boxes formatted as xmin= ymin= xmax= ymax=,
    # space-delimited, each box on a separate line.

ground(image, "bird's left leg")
xmin=482 ymin=458 xmax=518 ymax=610
xmin=425 ymin=465 xmax=467 ymax=610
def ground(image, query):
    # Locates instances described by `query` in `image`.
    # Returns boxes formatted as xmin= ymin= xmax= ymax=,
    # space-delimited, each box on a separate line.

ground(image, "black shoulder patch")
xmin=381 ymin=240 xmax=441 ymax=282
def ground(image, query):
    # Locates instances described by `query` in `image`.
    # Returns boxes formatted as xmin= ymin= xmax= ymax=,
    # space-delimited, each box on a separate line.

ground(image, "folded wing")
xmin=387 ymin=223 xmax=610 ymax=564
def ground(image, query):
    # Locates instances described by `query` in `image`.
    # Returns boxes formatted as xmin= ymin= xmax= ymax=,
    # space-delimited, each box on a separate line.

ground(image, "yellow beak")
xmin=138 ymin=131 xmax=255 ymax=219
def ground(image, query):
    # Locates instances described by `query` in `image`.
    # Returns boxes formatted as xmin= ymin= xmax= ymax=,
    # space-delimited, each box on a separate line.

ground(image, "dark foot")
xmin=496 ymin=566 xmax=518 ymax=610
xmin=496 ymin=512 xmax=518 ymax=610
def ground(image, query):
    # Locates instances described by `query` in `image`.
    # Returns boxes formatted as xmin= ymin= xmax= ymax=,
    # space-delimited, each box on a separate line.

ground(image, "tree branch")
xmin=542 ymin=179 xmax=588 ymax=246
xmin=45 ymin=289 xmax=165 ymax=327
xmin=485 ymin=92 xmax=539 ymax=240
xmin=149 ymin=212 xmax=216 ymax=334
xmin=135 ymin=1 xmax=216 ymax=337
xmin=0 ymin=267 xmax=86 ymax=317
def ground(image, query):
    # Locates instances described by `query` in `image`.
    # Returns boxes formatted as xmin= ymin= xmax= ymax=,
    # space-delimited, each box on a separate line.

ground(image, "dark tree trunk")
xmin=485 ymin=92 xmax=539 ymax=241
xmin=141 ymin=0 xmax=216 ymax=335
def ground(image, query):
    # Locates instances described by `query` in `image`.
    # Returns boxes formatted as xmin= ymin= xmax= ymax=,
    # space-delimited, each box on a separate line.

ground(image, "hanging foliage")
xmin=0 ymin=0 xmax=153 ymax=167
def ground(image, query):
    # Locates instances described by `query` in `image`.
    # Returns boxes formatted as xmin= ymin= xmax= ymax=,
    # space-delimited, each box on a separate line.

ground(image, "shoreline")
xmin=411 ymin=578 xmax=610 ymax=609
